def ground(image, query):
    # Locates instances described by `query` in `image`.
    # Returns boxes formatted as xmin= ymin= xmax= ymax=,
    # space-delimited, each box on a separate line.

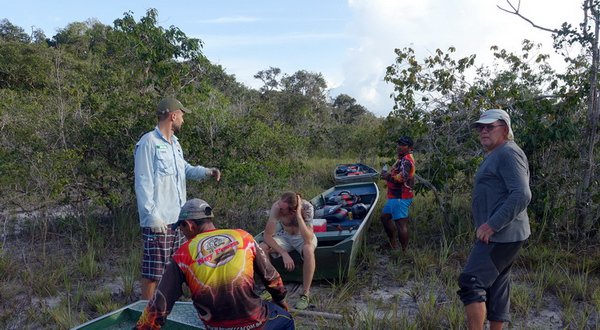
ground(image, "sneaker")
xmin=294 ymin=294 xmax=309 ymax=310
xmin=260 ymin=290 xmax=272 ymax=301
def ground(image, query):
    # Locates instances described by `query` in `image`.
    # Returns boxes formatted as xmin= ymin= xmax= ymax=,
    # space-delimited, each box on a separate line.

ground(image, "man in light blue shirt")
xmin=134 ymin=97 xmax=221 ymax=299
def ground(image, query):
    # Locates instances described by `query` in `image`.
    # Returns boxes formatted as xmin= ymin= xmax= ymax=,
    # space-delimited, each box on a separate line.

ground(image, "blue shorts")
xmin=382 ymin=198 xmax=413 ymax=220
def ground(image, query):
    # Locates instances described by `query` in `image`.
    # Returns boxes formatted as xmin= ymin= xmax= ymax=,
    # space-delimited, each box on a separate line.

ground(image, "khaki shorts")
xmin=272 ymin=229 xmax=317 ymax=256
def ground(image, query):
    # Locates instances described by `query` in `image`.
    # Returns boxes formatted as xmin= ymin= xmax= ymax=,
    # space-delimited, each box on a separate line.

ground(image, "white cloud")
xmin=336 ymin=0 xmax=434 ymax=116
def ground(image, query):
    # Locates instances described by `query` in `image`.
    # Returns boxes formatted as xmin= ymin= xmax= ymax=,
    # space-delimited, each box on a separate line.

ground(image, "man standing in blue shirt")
xmin=134 ymin=97 xmax=221 ymax=299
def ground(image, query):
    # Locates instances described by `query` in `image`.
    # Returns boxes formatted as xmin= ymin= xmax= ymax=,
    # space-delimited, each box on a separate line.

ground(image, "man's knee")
xmin=396 ymin=218 xmax=409 ymax=229
xmin=458 ymin=273 xmax=487 ymax=305
xmin=302 ymin=243 xmax=315 ymax=257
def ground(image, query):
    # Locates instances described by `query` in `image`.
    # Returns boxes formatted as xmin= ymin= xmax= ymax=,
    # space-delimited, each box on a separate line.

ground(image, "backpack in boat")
xmin=335 ymin=165 xmax=349 ymax=175
xmin=350 ymin=203 xmax=370 ymax=219
xmin=325 ymin=190 xmax=360 ymax=208
xmin=314 ymin=204 xmax=349 ymax=222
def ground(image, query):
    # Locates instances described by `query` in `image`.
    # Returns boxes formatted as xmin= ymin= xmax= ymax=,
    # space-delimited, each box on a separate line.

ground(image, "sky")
xmin=3 ymin=0 xmax=584 ymax=117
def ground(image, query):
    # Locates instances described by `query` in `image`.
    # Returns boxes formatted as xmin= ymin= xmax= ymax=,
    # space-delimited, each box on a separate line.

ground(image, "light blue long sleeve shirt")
xmin=134 ymin=126 xmax=211 ymax=227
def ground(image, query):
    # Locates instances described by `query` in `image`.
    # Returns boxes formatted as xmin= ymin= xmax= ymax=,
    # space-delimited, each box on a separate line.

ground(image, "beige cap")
xmin=473 ymin=109 xmax=514 ymax=140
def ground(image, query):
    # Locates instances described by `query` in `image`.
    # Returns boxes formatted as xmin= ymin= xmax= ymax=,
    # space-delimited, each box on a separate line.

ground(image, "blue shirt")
xmin=134 ymin=126 xmax=211 ymax=227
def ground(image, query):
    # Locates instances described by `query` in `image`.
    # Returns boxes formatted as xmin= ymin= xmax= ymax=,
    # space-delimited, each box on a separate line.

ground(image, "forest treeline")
xmin=1 ymin=4 xmax=599 ymax=244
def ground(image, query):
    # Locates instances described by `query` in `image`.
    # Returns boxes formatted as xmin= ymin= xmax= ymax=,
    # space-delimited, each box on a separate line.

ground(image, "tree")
xmin=331 ymin=94 xmax=368 ymax=124
xmin=0 ymin=19 xmax=30 ymax=43
xmin=254 ymin=66 xmax=282 ymax=92
xmin=280 ymin=70 xmax=328 ymax=103
xmin=499 ymin=0 xmax=600 ymax=238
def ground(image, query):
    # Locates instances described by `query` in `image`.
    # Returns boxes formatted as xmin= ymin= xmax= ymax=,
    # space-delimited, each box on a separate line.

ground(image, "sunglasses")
xmin=475 ymin=124 xmax=506 ymax=132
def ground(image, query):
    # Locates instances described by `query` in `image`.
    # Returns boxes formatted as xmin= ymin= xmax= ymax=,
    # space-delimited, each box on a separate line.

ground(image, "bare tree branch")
xmin=497 ymin=0 xmax=558 ymax=33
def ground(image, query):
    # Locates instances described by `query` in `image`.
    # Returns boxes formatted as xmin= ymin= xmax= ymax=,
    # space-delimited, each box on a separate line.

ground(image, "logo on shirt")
xmin=196 ymin=234 xmax=239 ymax=268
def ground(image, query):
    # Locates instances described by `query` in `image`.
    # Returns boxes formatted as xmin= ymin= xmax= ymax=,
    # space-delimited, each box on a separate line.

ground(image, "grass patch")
xmin=86 ymin=289 xmax=121 ymax=314
xmin=511 ymin=283 xmax=533 ymax=318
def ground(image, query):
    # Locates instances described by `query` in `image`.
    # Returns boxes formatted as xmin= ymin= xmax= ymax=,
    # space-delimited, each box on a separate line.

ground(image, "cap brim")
xmin=180 ymin=107 xmax=191 ymax=113
xmin=471 ymin=118 xmax=498 ymax=127
xmin=171 ymin=221 xmax=182 ymax=230
xmin=475 ymin=118 xmax=498 ymax=124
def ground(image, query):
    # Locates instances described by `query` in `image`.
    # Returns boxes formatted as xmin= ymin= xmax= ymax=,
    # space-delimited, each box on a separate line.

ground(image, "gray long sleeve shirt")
xmin=472 ymin=141 xmax=532 ymax=242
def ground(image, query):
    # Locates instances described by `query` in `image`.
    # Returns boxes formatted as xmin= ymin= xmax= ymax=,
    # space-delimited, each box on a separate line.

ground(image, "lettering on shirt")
xmin=196 ymin=234 xmax=239 ymax=268
xmin=207 ymin=320 xmax=264 ymax=330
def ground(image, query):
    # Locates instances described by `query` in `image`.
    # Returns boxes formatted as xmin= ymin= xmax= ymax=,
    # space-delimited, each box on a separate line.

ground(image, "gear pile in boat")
xmin=314 ymin=190 xmax=371 ymax=230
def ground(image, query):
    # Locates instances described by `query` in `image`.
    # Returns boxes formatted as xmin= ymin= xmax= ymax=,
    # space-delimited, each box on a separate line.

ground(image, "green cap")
xmin=157 ymin=97 xmax=190 ymax=115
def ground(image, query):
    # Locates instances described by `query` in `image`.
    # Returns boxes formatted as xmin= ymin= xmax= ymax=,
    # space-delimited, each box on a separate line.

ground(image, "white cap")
xmin=473 ymin=109 xmax=514 ymax=140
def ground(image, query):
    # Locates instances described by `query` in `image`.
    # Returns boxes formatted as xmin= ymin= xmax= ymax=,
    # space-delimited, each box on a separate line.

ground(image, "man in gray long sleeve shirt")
xmin=457 ymin=109 xmax=531 ymax=330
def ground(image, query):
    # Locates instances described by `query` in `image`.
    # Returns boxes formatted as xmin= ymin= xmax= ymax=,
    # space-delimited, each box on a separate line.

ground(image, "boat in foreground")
xmin=71 ymin=300 xmax=205 ymax=329
xmin=255 ymin=181 xmax=380 ymax=282
xmin=334 ymin=163 xmax=380 ymax=184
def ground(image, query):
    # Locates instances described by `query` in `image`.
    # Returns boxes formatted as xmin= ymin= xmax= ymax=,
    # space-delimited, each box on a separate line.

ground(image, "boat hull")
xmin=72 ymin=300 xmax=205 ymax=329
xmin=334 ymin=163 xmax=380 ymax=184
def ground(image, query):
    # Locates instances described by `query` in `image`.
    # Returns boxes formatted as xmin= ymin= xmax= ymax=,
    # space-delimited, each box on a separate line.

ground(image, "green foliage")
xmin=0 ymin=18 xmax=31 ymax=43
xmin=0 ymin=40 xmax=53 ymax=89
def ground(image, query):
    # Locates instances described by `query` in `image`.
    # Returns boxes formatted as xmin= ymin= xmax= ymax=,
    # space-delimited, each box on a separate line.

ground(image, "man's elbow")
xmin=301 ymin=232 xmax=313 ymax=242
xmin=522 ymin=189 xmax=532 ymax=204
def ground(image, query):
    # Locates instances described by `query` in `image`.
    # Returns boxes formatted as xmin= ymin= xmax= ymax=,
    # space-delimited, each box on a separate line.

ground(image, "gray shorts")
xmin=457 ymin=240 xmax=524 ymax=322
xmin=271 ymin=229 xmax=317 ymax=256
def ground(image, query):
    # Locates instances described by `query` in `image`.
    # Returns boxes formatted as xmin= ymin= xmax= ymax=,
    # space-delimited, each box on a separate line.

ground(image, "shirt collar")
xmin=153 ymin=126 xmax=178 ymax=143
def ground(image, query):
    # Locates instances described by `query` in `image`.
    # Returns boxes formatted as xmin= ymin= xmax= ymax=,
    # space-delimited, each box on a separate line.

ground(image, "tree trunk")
xmin=576 ymin=0 xmax=600 ymax=239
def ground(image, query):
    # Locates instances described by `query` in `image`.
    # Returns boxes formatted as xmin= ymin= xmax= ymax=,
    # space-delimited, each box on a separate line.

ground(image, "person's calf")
xmin=141 ymin=278 xmax=158 ymax=300
xmin=490 ymin=320 xmax=504 ymax=330
xmin=301 ymin=245 xmax=316 ymax=296
xmin=380 ymin=215 xmax=398 ymax=248
xmin=396 ymin=218 xmax=410 ymax=251
xmin=465 ymin=301 xmax=486 ymax=330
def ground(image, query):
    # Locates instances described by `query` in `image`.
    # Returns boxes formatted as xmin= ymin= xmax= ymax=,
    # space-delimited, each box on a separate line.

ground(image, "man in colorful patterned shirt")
xmin=136 ymin=198 xmax=294 ymax=330
xmin=380 ymin=136 xmax=416 ymax=251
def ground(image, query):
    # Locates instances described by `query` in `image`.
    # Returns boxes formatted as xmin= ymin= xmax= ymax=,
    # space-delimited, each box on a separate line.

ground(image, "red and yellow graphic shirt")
xmin=386 ymin=153 xmax=416 ymax=199
xmin=136 ymin=228 xmax=286 ymax=330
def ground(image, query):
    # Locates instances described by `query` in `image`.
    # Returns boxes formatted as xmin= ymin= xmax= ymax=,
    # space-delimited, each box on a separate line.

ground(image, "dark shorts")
xmin=457 ymin=240 xmax=525 ymax=322
xmin=141 ymin=227 xmax=185 ymax=281
xmin=264 ymin=301 xmax=295 ymax=330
